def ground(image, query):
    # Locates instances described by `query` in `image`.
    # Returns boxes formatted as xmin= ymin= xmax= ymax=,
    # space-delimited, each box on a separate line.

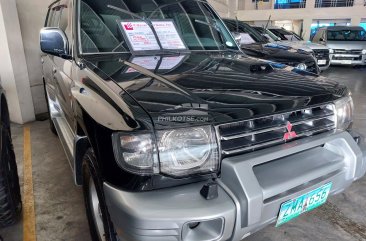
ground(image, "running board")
xmin=52 ymin=117 xmax=75 ymax=171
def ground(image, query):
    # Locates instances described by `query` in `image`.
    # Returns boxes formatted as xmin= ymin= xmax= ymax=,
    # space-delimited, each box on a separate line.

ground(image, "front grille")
xmin=313 ymin=49 xmax=330 ymax=60
xmin=332 ymin=56 xmax=362 ymax=61
xmin=216 ymin=104 xmax=336 ymax=156
xmin=333 ymin=49 xmax=362 ymax=55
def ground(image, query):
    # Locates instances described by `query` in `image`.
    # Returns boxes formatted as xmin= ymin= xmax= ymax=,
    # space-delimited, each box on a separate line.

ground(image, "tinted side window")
xmin=312 ymin=30 xmax=322 ymax=42
xmin=49 ymin=2 xmax=69 ymax=27
xmin=45 ymin=8 xmax=52 ymax=27
xmin=59 ymin=1 xmax=72 ymax=40
xmin=49 ymin=4 xmax=62 ymax=27
xmin=45 ymin=2 xmax=59 ymax=27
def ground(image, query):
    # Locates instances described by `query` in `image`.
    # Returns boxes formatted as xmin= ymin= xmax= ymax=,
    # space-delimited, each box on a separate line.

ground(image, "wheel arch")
xmin=73 ymin=102 xmax=103 ymax=186
xmin=0 ymin=92 xmax=10 ymax=127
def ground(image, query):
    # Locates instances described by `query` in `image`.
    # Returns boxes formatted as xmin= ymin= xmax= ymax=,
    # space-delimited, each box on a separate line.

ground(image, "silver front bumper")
xmin=330 ymin=54 xmax=366 ymax=65
xmin=104 ymin=131 xmax=366 ymax=241
xmin=318 ymin=61 xmax=331 ymax=71
xmin=104 ymin=182 xmax=236 ymax=241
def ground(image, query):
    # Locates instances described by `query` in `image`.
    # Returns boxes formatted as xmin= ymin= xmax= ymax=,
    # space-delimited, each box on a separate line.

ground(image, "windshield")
xmin=78 ymin=0 xmax=238 ymax=54
xmin=327 ymin=29 xmax=366 ymax=41
xmin=269 ymin=28 xmax=302 ymax=41
xmin=252 ymin=26 xmax=279 ymax=42
xmin=223 ymin=20 xmax=267 ymax=44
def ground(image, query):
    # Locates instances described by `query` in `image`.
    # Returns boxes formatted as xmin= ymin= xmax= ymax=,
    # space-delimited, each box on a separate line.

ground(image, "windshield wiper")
xmin=194 ymin=19 xmax=241 ymax=54
xmin=107 ymin=5 xmax=163 ymax=48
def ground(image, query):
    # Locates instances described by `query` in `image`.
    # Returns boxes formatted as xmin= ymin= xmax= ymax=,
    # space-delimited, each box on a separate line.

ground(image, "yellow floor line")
xmin=23 ymin=126 xmax=37 ymax=241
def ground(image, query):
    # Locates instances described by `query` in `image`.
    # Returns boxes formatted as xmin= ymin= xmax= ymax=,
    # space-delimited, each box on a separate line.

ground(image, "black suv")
xmin=223 ymin=19 xmax=320 ymax=75
xmin=0 ymin=86 xmax=22 ymax=228
xmin=40 ymin=0 xmax=366 ymax=241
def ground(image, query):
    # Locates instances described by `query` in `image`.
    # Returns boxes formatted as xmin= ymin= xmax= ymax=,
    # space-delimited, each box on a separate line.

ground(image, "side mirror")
xmin=232 ymin=32 xmax=242 ymax=45
xmin=40 ymin=27 xmax=71 ymax=59
xmin=319 ymin=38 xmax=326 ymax=44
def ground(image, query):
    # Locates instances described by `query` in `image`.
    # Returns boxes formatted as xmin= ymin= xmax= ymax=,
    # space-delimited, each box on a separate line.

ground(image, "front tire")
xmin=0 ymin=107 xmax=22 ymax=227
xmin=82 ymin=149 xmax=117 ymax=241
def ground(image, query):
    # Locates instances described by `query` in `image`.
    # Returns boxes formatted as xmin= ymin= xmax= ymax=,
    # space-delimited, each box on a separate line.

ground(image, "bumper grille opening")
xmin=332 ymin=56 xmax=363 ymax=61
xmin=313 ymin=49 xmax=330 ymax=63
xmin=217 ymin=104 xmax=336 ymax=156
xmin=263 ymin=170 xmax=341 ymax=204
xmin=334 ymin=49 xmax=362 ymax=55
xmin=182 ymin=218 xmax=224 ymax=241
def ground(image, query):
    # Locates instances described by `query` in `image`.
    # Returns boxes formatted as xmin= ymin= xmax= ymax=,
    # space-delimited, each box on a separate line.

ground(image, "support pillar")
xmin=0 ymin=0 xmax=35 ymax=124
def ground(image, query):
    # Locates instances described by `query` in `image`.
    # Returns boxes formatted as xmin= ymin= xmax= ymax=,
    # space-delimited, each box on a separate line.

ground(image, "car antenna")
xmin=235 ymin=16 xmax=239 ymax=33
xmin=264 ymin=14 xmax=271 ymax=32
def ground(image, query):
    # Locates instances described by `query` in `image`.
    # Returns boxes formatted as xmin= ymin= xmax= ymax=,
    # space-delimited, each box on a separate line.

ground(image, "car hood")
xmin=82 ymin=52 xmax=348 ymax=129
xmin=327 ymin=41 xmax=366 ymax=50
xmin=303 ymin=42 xmax=329 ymax=50
xmin=242 ymin=43 xmax=315 ymax=63
xmin=274 ymin=41 xmax=313 ymax=52
xmin=280 ymin=41 xmax=329 ymax=51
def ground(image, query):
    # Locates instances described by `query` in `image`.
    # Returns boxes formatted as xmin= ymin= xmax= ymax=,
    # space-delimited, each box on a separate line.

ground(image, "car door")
xmin=42 ymin=1 xmax=61 ymax=118
xmin=46 ymin=0 xmax=75 ymax=129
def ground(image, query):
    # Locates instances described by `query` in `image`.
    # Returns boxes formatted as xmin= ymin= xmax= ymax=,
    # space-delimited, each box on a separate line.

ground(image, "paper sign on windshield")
xmin=126 ymin=56 xmax=160 ymax=73
xmin=240 ymin=33 xmax=256 ymax=45
xmin=152 ymin=21 xmax=187 ymax=50
xmin=120 ymin=21 xmax=161 ymax=51
xmin=120 ymin=20 xmax=187 ymax=52
xmin=126 ymin=55 xmax=186 ymax=73
xmin=285 ymin=34 xmax=298 ymax=41
xmin=159 ymin=56 xmax=186 ymax=69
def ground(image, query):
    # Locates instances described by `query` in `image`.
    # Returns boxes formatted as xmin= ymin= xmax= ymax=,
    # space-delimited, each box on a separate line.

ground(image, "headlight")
xmin=329 ymin=49 xmax=334 ymax=54
xmin=334 ymin=96 xmax=354 ymax=131
xmin=112 ymin=133 xmax=158 ymax=175
xmin=362 ymin=49 xmax=366 ymax=55
xmin=296 ymin=63 xmax=307 ymax=70
xmin=112 ymin=125 xmax=219 ymax=177
xmin=157 ymin=126 xmax=219 ymax=177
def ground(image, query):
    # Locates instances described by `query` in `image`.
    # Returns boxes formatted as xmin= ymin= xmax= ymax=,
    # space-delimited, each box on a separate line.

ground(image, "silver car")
xmin=257 ymin=26 xmax=331 ymax=71
xmin=312 ymin=26 xmax=366 ymax=66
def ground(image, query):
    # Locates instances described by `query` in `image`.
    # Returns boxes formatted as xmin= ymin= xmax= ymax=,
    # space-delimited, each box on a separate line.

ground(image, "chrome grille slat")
xmin=217 ymin=104 xmax=336 ymax=156
xmin=333 ymin=49 xmax=362 ymax=55
xmin=222 ymin=139 xmax=285 ymax=155
xmin=221 ymin=125 xmax=285 ymax=140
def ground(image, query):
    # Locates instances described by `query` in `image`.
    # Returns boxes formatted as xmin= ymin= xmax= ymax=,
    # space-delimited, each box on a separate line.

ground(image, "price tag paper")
xmin=120 ymin=20 xmax=187 ymax=52
xmin=120 ymin=21 xmax=161 ymax=51
xmin=126 ymin=56 xmax=160 ymax=73
xmin=152 ymin=21 xmax=187 ymax=50
xmin=240 ymin=33 xmax=256 ymax=45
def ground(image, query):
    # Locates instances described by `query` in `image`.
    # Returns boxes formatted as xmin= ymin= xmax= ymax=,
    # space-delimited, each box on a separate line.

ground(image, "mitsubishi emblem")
xmin=283 ymin=121 xmax=297 ymax=141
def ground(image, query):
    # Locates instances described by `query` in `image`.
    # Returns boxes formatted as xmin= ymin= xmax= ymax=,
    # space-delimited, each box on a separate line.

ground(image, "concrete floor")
xmin=1 ymin=66 xmax=366 ymax=241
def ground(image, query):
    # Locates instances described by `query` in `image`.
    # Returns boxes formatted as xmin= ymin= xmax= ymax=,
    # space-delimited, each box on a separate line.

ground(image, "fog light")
xmin=296 ymin=63 xmax=307 ymax=70
xmin=182 ymin=219 xmax=224 ymax=241
xmin=188 ymin=222 xmax=200 ymax=229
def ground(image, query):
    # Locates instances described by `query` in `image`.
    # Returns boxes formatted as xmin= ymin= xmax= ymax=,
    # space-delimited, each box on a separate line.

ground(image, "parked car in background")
xmin=312 ymin=26 xmax=366 ymax=66
xmin=223 ymin=19 xmax=320 ymax=74
xmin=0 ymin=85 xmax=22 ymax=228
xmin=40 ymin=0 xmax=366 ymax=241
xmin=262 ymin=26 xmax=331 ymax=71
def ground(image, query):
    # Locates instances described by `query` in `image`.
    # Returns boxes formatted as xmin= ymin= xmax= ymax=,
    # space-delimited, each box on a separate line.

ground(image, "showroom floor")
xmin=1 ymin=66 xmax=366 ymax=241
